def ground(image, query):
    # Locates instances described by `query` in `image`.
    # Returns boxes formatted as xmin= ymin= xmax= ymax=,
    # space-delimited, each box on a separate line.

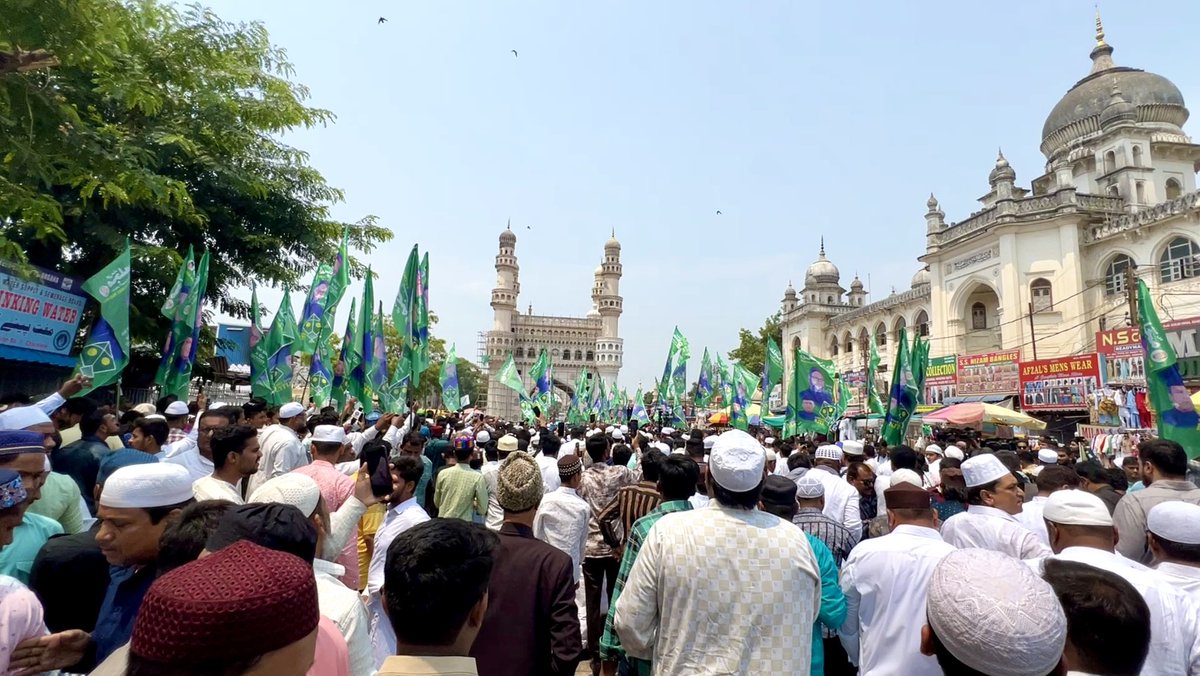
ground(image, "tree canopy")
xmin=1 ymin=0 xmax=391 ymax=344
xmin=727 ymin=311 xmax=783 ymax=375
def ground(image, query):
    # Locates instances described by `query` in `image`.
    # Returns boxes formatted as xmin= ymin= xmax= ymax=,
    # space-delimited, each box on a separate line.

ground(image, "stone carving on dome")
xmin=1083 ymin=189 xmax=1200 ymax=243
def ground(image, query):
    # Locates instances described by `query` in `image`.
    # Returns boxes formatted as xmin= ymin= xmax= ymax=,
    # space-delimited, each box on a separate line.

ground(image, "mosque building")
xmin=781 ymin=18 xmax=1200 ymax=408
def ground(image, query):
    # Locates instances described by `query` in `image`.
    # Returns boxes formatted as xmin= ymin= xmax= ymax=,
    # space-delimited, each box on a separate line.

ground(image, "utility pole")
xmin=1125 ymin=264 xmax=1139 ymax=328
xmin=1028 ymin=302 xmax=1038 ymax=361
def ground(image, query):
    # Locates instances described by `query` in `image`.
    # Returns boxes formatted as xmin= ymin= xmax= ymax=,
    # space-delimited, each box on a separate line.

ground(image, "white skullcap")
xmin=278 ymin=402 xmax=305 ymax=419
xmin=143 ymin=414 xmax=166 ymax=422
xmin=1037 ymin=449 xmax=1059 ymax=464
xmin=249 ymin=473 xmax=321 ymax=517
xmin=1148 ymin=501 xmax=1200 ymax=544
xmin=1043 ymin=489 xmax=1112 ymax=527
xmin=497 ymin=434 xmax=518 ymax=452
xmin=132 ymin=403 xmax=157 ymax=416
xmin=943 ymin=446 xmax=964 ymax=461
xmin=651 ymin=442 xmax=671 ymax=455
xmin=890 ymin=469 xmax=924 ymax=489
xmin=661 ymin=427 xmax=676 ymax=436
xmin=764 ymin=437 xmax=776 ymax=446
xmin=924 ymin=444 xmax=943 ymax=457
xmin=795 ymin=474 xmax=824 ymax=498
xmin=605 ymin=426 xmax=614 ymax=434
xmin=311 ymin=425 xmax=345 ymax=444
xmin=842 ymin=440 xmax=864 ymax=456
xmin=709 ymin=429 xmax=766 ymax=493
xmin=100 ymin=463 xmax=193 ymax=509
xmin=927 ymin=549 xmax=1066 ymax=676
xmin=619 ymin=425 xmax=628 ymax=434
xmin=815 ymin=445 xmax=843 ymax=462
xmin=475 ymin=430 xmax=491 ymax=444
xmin=610 ymin=429 xmax=625 ymax=441
xmin=702 ymin=435 xmax=717 ymax=450
xmin=764 ymin=449 xmax=777 ymax=462
xmin=961 ymin=453 xmax=1010 ymax=488
xmin=943 ymin=445 xmax=960 ymax=457
xmin=0 ymin=406 xmax=51 ymax=431
xmin=208 ymin=402 xmax=228 ymax=409
xmin=164 ymin=401 xmax=190 ymax=416
xmin=585 ymin=429 xmax=599 ymax=438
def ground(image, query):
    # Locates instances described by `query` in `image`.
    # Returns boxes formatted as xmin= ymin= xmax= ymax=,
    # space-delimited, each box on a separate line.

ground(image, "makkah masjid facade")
xmin=780 ymin=19 xmax=1200 ymax=404
xmin=482 ymin=228 xmax=623 ymax=419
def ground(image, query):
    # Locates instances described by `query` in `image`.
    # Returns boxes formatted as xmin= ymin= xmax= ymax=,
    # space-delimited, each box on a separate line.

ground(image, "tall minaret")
xmin=593 ymin=232 xmax=623 ymax=388
xmin=487 ymin=224 xmax=520 ymax=418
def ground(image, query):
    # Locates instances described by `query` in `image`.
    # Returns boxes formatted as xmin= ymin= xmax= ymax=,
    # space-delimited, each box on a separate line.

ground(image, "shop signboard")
xmin=1018 ymin=353 xmax=1102 ymax=411
xmin=956 ymin=350 xmax=1020 ymax=396
xmin=1095 ymin=317 xmax=1200 ymax=385
xmin=925 ymin=355 xmax=958 ymax=406
xmin=0 ymin=262 xmax=87 ymax=357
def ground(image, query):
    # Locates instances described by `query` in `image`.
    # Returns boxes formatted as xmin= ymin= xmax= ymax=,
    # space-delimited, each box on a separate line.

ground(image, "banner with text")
xmin=956 ymin=350 xmax=1020 ymax=396
xmin=925 ymin=355 xmax=959 ymax=405
xmin=0 ymin=262 xmax=87 ymax=356
xmin=1096 ymin=317 xmax=1200 ymax=385
xmin=1019 ymin=353 xmax=1102 ymax=411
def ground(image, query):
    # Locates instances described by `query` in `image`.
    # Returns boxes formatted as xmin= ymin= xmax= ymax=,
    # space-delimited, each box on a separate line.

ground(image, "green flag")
xmin=161 ymin=251 xmax=209 ymax=400
xmin=631 ymin=387 xmax=650 ymax=425
xmin=295 ymin=228 xmax=350 ymax=355
xmin=496 ymin=353 xmax=525 ymax=394
xmin=695 ymin=348 xmax=714 ymax=407
xmin=761 ymin=337 xmax=784 ymax=411
xmin=262 ymin=288 xmax=297 ymax=406
xmin=331 ymin=298 xmax=357 ymax=408
xmin=715 ymin=352 xmax=731 ymax=407
xmin=867 ymin=333 xmax=885 ymax=415
xmin=74 ymin=242 xmax=131 ymax=394
xmin=155 ymin=246 xmax=196 ymax=389
xmin=440 ymin=345 xmax=461 ymax=412
xmin=911 ymin=334 xmax=930 ymax=405
xmin=669 ymin=328 xmax=690 ymax=403
xmin=250 ymin=286 xmax=270 ymax=399
xmin=350 ymin=271 xmax=375 ymax=410
xmin=1137 ymin=279 xmax=1200 ymax=457
xmin=414 ymin=251 xmax=431 ymax=384
xmin=530 ymin=349 xmax=552 ymax=411
xmin=730 ymin=364 xmax=758 ymax=431
xmin=881 ymin=327 xmax=920 ymax=447
xmin=785 ymin=351 xmax=839 ymax=437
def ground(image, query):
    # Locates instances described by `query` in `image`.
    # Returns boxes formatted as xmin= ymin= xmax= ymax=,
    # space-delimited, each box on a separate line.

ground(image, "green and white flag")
xmin=74 ymin=242 xmax=131 ymax=393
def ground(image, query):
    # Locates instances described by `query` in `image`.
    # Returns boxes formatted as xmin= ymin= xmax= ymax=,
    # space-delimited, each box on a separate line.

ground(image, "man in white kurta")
xmin=941 ymin=453 xmax=1050 ymax=560
xmin=245 ymin=402 xmax=308 ymax=496
xmin=839 ymin=483 xmax=956 ymax=676
xmin=614 ymin=430 xmax=820 ymax=675
xmin=1031 ymin=489 xmax=1200 ymax=676
xmin=533 ymin=455 xmax=590 ymax=581
xmin=1147 ymin=501 xmax=1200 ymax=596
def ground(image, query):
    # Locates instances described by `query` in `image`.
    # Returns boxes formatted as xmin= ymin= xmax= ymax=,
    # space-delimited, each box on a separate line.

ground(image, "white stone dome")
xmin=805 ymin=244 xmax=840 ymax=287
xmin=911 ymin=267 xmax=931 ymax=288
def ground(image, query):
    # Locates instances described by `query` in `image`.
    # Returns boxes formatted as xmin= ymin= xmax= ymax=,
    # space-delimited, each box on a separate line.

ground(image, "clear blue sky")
xmin=202 ymin=0 xmax=1200 ymax=388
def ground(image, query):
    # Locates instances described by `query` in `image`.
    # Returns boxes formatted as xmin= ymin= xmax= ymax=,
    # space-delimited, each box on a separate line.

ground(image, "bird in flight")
xmin=526 ymin=225 xmax=532 ymax=230
xmin=716 ymin=210 xmax=722 ymax=215
xmin=511 ymin=49 xmax=519 ymax=57
xmin=378 ymin=17 xmax=387 ymax=24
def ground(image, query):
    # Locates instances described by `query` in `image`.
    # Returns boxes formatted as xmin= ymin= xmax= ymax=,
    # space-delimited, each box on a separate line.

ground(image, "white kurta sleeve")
xmin=34 ymin=392 xmax=65 ymax=416
xmin=843 ymin=491 xmax=863 ymax=545
xmin=613 ymin=526 xmax=662 ymax=660
xmin=328 ymin=496 xmax=369 ymax=555
xmin=837 ymin=556 xmax=862 ymax=667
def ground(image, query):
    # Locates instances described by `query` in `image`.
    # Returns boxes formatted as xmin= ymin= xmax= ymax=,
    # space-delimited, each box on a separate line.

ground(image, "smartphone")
xmin=629 ymin=420 xmax=639 ymax=436
xmin=362 ymin=445 xmax=394 ymax=497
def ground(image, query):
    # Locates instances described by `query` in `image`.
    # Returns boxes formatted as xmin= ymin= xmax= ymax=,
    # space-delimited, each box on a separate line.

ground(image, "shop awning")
xmin=0 ymin=345 xmax=75 ymax=368
xmin=942 ymin=394 xmax=1014 ymax=406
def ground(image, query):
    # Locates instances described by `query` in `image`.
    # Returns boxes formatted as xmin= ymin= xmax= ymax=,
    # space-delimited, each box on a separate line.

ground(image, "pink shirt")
xmin=293 ymin=461 xmax=358 ymax=589
xmin=0 ymin=576 xmax=45 ymax=673
xmin=309 ymin=616 xmax=349 ymax=676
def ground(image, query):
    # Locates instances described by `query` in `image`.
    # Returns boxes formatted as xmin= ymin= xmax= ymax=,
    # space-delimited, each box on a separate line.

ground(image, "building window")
xmin=830 ymin=337 xmax=839 ymax=356
xmin=586 ymin=351 xmax=594 ymax=361
xmin=1160 ymin=237 xmax=1199 ymax=283
xmin=575 ymin=350 xmax=583 ymax=361
xmin=971 ymin=302 xmax=987 ymax=330
xmin=1104 ymin=150 xmax=1116 ymax=174
xmin=1030 ymin=278 xmax=1053 ymax=312
xmin=515 ymin=347 xmax=524 ymax=358
xmin=875 ymin=323 xmax=887 ymax=347
xmin=826 ymin=296 xmax=833 ymax=304
xmin=858 ymin=329 xmax=869 ymax=355
xmin=915 ymin=310 xmax=930 ymax=337
xmin=894 ymin=317 xmax=907 ymax=344
xmin=1131 ymin=145 xmax=1143 ymax=167
xmin=1166 ymin=178 xmax=1182 ymax=200
xmin=1104 ymin=255 xmax=1135 ymax=296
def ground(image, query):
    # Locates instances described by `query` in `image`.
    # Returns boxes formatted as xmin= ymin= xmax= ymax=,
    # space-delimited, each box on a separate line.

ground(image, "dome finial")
xmin=819 ymin=236 xmax=826 ymax=258
xmin=506 ymin=218 xmax=511 ymax=231
xmin=1089 ymin=6 xmax=1115 ymax=73
xmin=1095 ymin=5 xmax=1106 ymax=48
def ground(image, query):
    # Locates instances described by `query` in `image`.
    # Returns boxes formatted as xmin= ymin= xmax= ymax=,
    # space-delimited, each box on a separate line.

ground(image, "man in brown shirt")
xmin=472 ymin=452 xmax=582 ymax=676
xmin=598 ymin=448 xmax=666 ymax=550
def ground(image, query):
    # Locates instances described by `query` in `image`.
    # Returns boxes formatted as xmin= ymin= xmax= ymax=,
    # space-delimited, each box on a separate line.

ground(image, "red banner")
xmin=1019 ymin=353 xmax=1101 ymax=411
xmin=956 ymin=350 xmax=1020 ymax=396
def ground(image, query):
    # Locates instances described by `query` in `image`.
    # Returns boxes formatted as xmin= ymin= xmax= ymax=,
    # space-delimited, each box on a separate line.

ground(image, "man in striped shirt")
xmin=598 ymin=449 xmax=667 ymax=551
xmin=792 ymin=474 xmax=855 ymax=566
xmin=599 ymin=455 xmax=696 ymax=676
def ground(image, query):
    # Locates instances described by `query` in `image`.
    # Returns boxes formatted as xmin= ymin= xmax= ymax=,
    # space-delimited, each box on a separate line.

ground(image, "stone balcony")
xmin=931 ymin=189 xmax=1126 ymax=247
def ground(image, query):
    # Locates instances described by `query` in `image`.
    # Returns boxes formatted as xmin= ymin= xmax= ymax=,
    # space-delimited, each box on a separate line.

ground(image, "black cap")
xmin=205 ymin=503 xmax=317 ymax=564
xmin=760 ymin=475 xmax=798 ymax=508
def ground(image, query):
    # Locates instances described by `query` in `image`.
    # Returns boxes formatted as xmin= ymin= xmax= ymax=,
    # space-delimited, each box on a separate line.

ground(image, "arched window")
xmin=551 ymin=348 xmax=560 ymax=359
xmin=1166 ymin=178 xmax=1182 ymax=200
xmin=1136 ymin=181 xmax=1146 ymax=204
xmin=586 ymin=350 xmax=594 ymax=361
xmin=1106 ymin=184 xmax=1120 ymax=197
xmin=971 ymin=302 xmax=987 ymax=330
xmin=1160 ymin=237 xmax=1199 ymax=283
xmin=843 ymin=332 xmax=853 ymax=354
xmin=830 ymin=336 xmax=839 ymax=356
xmin=515 ymin=347 xmax=524 ymax=359
xmin=826 ymin=296 xmax=833 ymax=304
xmin=915 ymin=310 xmax=930 ymax=337
xmin=575 ymin=350 xmax=583 ymax=361
xmin=858 ymin=328 xmax=870 ymax=355
xmin=874 ymin=322 xmax=887 ymax=347
xmin=1030 ymin=278 xmax=1053 ymax=312
xmin=1104 ymin=150 xmax=1116 ymax=174
xmin=1105 ymin=255 xmax=1135 ymax=296
xmin=792 ymin=337 xmax=801 ymax=353
xmin=894 ymin=317 xmax=907 ymax=343
xmin=1131 ymin=145 xmax=1143 ymax=167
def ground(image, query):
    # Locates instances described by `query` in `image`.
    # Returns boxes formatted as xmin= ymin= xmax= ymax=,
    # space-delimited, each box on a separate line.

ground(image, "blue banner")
xmin=0 ymin=262 xmax=87 ymax=356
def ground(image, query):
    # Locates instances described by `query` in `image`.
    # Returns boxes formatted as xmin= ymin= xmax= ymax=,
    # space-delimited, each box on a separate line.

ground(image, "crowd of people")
xmin=0 ymin=374 xmax=1196 ymax=675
